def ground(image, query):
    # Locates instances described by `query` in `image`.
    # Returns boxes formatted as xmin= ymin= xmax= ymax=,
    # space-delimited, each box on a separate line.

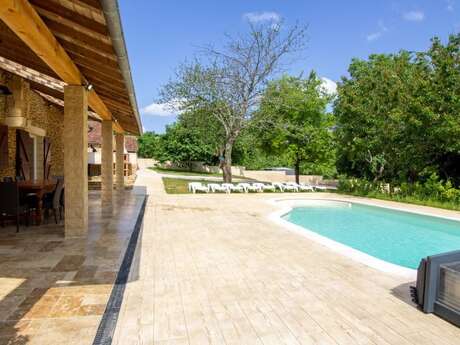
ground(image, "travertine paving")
xmin=0 ymin=190 xmax=146 ymax=345
xmin=114 ymin=169 xmax=460 ymax=345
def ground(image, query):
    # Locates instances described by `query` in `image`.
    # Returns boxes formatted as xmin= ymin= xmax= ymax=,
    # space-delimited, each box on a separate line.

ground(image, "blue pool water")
xmin=283 ymin=202 xmax=460 ymax=269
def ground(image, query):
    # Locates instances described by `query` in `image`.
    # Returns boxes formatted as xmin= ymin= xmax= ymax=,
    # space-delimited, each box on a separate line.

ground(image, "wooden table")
xmin=18 ymin=179 xmax=56 ymax=225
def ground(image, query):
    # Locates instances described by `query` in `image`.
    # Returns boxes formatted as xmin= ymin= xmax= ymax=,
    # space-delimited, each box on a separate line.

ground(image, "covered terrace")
xmin=0 ymin=1 xmax=146 ymax=344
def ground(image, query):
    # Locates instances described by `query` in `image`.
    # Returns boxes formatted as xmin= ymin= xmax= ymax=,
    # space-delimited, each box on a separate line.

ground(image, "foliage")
xmin=156 ymin=123 xmax=215 ymax=169
xmin=159 ymin=21 xmax=307 ymax=182
xmin=337 ymin=173 xmax=460 ymax=211
xmin=334 ymin=34 xmax=460 ymax=184
xmin=252 ymin=72 xmax=336 ymax=182
xmin=137 ymin=131 xmax=161 ymax=158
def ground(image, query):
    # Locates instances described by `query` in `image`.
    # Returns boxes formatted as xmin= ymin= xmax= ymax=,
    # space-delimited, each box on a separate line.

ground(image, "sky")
xmin=119 ymin=0 xmax=459 ymax=134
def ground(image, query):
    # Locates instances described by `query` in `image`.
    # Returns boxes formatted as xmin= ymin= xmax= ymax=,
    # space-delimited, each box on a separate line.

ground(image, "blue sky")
xmin=119 ymin=0 xmax=459 ymax=133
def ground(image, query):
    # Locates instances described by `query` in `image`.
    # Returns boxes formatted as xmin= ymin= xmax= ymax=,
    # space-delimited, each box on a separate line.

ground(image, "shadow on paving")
xmin=0 ymin=189 xmax=146 ymax=345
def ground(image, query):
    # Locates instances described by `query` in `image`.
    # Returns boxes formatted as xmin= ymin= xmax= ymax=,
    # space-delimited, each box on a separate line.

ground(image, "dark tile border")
xmin=92 ymin=195 xmax=148 ymax=345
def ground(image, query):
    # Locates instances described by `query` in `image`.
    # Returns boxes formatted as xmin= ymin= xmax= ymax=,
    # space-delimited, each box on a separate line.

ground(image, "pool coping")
xmin=266 ymin=197 xmax=451 ymax=279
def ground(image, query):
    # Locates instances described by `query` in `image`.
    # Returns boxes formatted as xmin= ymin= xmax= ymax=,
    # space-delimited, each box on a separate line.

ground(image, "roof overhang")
xmin=0 ymin=0 xmax=142 ymax=135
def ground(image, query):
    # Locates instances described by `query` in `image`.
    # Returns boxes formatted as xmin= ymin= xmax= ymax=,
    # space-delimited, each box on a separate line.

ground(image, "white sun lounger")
xmin=282 ymin=182 xmax=299 ymax=192
xmin=272 ymin=182 xmax=285 ymax=192
xmin=252 ymin=183 xmax=275 ymax=192
xmin=188 ymin=182 xmax=209 ymax=194
xmin=236 ymin=183 xmax=259 ymax=193
xmin=208 ymin=183 xmax=230 ymax=193
xmin=298 ymin=183 xmax=315 ymax=192
xmin=222 ymin=183 xmax=245 ymax=193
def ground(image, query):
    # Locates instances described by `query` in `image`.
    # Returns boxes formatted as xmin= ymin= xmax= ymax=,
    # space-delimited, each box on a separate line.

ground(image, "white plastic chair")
xmin=252 ymin=183 xmax=275 ymax=192
xmin=222 ymin=183 xmax=245 ymax=193
xmin=208 ymin=183 xmax=230 ymax=193
xmin=282 ymin=182 xmax=299 ymax=192
xmin=236 ymin=183 xmax=259 ymax=193
xmin=188 ymin=182 xmax=209 ymax=194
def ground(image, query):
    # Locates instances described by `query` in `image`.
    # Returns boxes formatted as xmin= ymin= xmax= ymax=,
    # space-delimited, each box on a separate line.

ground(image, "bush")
xmin=338 ymin=174 xmax=460 ymax=210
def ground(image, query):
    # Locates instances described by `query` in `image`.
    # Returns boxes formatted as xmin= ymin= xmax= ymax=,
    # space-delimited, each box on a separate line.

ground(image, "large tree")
xmin=157 ymin=123 xmax=215 ymax=170
xmin=137 ymin=131 xmax=162 ymax=159
xmin=335 ymin=33 xmax=460 ymax=184
xmin=253 ymin=73 xmax=335 ymax=183
xmin=160 ymin=21 xmax=307 ymax=182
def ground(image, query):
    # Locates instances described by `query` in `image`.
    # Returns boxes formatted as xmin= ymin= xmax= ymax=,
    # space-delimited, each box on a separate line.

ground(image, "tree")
xmin=334 ymin=34 xmax=460 ymax=184
xmin=157 ymin=123 xmax=214 ymax=170
xmin=253 ymin=73 xmax=335 ymax=183
xmin=137 ymin=131 xmax=162 ymax=158
xmin=160 ymin=21 xmax=307 ymax=182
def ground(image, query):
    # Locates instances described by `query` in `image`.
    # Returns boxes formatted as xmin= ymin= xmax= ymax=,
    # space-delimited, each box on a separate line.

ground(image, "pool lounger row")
xmin=188 ymin=182 xmax=336 ymax=194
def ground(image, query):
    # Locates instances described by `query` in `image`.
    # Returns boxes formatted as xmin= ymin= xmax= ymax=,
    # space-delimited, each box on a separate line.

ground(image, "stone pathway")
xmin=112 ymin=168 xmax=460 ymax=345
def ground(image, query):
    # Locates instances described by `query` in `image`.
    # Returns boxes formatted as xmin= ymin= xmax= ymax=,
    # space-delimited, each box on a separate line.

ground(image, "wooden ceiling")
xmin=0 ymin=0 xmax=140 ymax=135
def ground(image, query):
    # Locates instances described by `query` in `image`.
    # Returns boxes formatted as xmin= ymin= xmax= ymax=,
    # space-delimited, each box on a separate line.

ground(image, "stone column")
xmin=64 ymin=85 xmax=88 ymax=237
xmin=115 ymin=133 xmax=124 ymax=193
xmin=101 ymin=120 xmax=113 ymax=207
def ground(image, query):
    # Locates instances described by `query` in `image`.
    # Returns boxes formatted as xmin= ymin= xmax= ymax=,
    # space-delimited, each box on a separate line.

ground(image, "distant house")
xmin=88 ymin=120 xmax=138 ymax=177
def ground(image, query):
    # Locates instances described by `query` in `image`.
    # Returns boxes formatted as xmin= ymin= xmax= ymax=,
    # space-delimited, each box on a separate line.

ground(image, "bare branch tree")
xmin=160 ymin=21 xmax=307 ymax=182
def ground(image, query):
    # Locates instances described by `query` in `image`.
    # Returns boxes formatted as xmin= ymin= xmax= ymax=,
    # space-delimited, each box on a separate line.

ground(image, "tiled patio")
xmin=113 ymin=169 xmax=460 ymax=345
xmin=0 ymin=189 xmax=146 ymax=345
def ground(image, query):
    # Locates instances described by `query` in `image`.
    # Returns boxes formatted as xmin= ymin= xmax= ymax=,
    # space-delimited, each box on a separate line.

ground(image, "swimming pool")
xmin=282 ymin=201 xmax=460 ymax=269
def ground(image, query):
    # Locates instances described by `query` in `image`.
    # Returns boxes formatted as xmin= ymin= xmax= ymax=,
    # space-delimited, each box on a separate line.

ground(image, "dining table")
xmin=18 ymin=179 xmax=57 ymax=225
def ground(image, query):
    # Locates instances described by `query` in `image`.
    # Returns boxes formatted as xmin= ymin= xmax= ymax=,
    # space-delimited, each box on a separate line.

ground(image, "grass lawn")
xmin=162 ymin=177 xmax=225 ymax=194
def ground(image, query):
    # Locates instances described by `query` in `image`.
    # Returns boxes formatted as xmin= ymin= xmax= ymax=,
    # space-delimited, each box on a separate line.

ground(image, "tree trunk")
xmin=294 ymin=159 xmax=300 ymax=184
xmin=222 ymin=140 xmax=234 ymax=183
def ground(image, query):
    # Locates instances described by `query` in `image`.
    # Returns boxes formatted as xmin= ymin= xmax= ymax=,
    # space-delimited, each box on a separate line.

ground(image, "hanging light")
xmin=0 ymin=85 xmax=12 ymax=95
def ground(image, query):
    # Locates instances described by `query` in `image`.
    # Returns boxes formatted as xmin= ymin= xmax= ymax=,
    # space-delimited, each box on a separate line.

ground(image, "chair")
xmin=3 ymin=177 xmax=13 ymax=182
xmin=208 ymin=183 xmax=230 ymax=193
xmin=222 ymin=183 xmax=245 ymax=193
xmin=43 ymin=178 xmax=65 ymax=224
xmin=0 ymin=182 xmax=29 ymax=232
xmin=272 ymin=183 xmax=285 ymax=192
xmin=188 ymin=182 xmax=209 ymax=194
xmin=252 ymin=183 xmax=276 ymax=192
xmin=299 ymin=183 xmax=315 ymax=192
xmin=236 ymin=183 xmax=259 ymax=193
xmin=282 ymin=182 xmax=299 ymax=192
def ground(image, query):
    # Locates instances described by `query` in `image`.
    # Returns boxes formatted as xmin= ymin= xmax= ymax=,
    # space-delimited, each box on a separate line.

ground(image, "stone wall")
xmin=0 ymin=69 xmax=64 ymax=179
xmin=243 ymin=170 xmax=324 ymax=184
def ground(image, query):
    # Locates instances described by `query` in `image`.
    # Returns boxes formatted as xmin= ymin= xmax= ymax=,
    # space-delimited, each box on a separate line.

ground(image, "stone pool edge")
xmin=268 ymin=197 xmax=417 ymax=279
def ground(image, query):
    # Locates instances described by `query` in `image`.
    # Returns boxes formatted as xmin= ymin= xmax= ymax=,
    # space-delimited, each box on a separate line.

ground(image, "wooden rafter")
xmin=0 ymin=0 xmax=124 ymax=133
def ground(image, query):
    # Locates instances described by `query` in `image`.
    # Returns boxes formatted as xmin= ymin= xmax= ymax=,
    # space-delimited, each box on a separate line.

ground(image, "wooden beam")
xmin=29 ymin=0 xmax=108 ymax=36
xmin=45 ymin=19 xmax=114 ymax=55
xmin=0 ymin=0 xmax=124 ymax=133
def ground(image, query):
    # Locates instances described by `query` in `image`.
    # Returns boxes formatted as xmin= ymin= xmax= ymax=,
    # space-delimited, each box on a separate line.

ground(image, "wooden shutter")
xmin=43 ymin=137 xmax=51 ymax=179
xmin=16 ymin=130 xmax=33 ymax=180
xmin=0 ymin=126 xmax=8 ymax=169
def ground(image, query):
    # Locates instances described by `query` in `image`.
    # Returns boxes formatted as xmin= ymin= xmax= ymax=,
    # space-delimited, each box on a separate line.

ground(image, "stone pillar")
xmin=101 ymin=120 xmax=113 ymax=207
xmin=115 ymin=133 xmax=124 ymax=193
xmin=64 ymin=85 xmax=88 ymax=237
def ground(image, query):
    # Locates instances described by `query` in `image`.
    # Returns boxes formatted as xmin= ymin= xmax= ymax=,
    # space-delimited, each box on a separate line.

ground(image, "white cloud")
xmin=141 ymin=102 xmax=178 ymax=117
xmin=403 ymin=10 xmax=425 ymax=22
xmin=320 ymin=77 xmax=337 ymax=96
xmin=366 ymin=20 xmax=388 ymax=42
xmin=243 ymin=11 xmax=280 ymax=23
xmin=366 ymin=32 xmax=382 ymax=42
xmin=446 ymin=0 xmax=455 ymax=11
